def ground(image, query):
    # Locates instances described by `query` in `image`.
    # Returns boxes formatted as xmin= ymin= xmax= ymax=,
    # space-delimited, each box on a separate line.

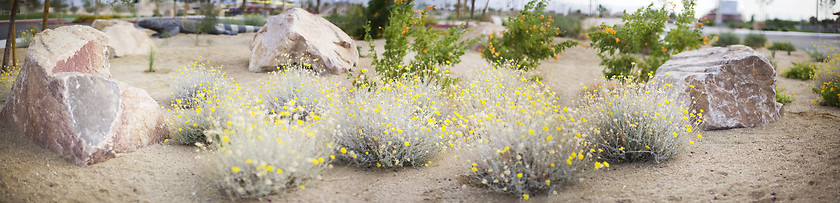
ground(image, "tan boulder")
xmin=102 ymin=22 xmax=155 ymax=57
xmin=249 ymin=8 xmax=359 ymax=74
xmin=1 ymin=25 xmax=167 ymax=166
xmin=651 ymin=45 xmax=782 ymax=130
xmin=91 ymin=19 xmax=132 ymax=31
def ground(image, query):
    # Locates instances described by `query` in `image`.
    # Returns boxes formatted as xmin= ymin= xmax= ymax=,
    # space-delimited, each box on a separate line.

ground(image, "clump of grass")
xmin=813 ymin=53 xmax=840 ymax=107
xmin=166 ymin=63 xmax=236 ymax=145
xmin=148 ymin=46 xmax=156 ymax=72
xmin=455 ymin=68 xmax=595 ymax=198
xmin=713 ymin=32 xmax=739 ymax=47
xmin=260 ymin=67 xmax=339 ymax=122
xmin=577 ymin=79 xmax=702 ymax=163
xmin=768 ymin=41 xmax=796 ymax=57
xmin=775 ymin=87 xmax=794 ymax=104
xmin=743 ymin=33 xmax=767 ymax=49
xmin=330 ymin=79 xmax=451 ymax=168
xmin=203 ymin=101 xmax=334 ymax=199
xmin=782 ymin=61 xmax=815 ymax=80
xmin=243 ymin=14 xmax=267 ymax=26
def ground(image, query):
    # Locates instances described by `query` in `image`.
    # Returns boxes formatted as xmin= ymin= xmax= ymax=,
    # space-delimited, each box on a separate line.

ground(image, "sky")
xmin=332 ymin=0 xmax=834 ymax=21
xmin=60 ymin=0 xmax=833 ymax=21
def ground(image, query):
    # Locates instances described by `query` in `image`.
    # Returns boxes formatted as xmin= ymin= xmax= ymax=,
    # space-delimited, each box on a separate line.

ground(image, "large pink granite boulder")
xmin=0 ymin=25 xmax=167 ymax=166
xmin=651 ymin=45 xmax=783 ymax=130
xmin=249 ymin=8 xmax=359 ymax=74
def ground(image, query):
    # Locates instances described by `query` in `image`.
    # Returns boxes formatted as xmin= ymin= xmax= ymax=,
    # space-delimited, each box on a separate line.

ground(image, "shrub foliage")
xmin=588 ymin=1 xmax=707 ymax=82
xmin=481 ymin=0 xmax=578 ymax=71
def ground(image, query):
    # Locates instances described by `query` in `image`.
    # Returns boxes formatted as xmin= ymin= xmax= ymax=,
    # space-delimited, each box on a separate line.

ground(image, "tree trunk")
xmin=3 ymin=0 xmax=20 ymax=72
xmin=42 ymin=0 xmax=49 ymax=31
xmin=94 ymin=0 xmax=97 ymax=15
xmin=172 ymin=0 xmax=176 ymax=18
xmin=481 ymin=0 xmax=489 ymax=20
xmin=467 ymin=0 xmax=476 ymax=26
xmin=455 ymin=0 xmax=461 ymax=19
xmin=316 ymin=0 xmax=321 ymax=14
xmin=184 ymin=0 xmax=189 ymax=18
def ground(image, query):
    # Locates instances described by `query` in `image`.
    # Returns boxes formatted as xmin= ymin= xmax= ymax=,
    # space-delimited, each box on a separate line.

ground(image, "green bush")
xmin=242 ymin=14 xmax=267 ymax=26
xmin=768 ymin=41 xmax=796 ymax=56
xmin=550 ymin=14 xmax=582 ymax=38
xmin=71 ymin=14 xmax=122 ymax=23
xmin=743 ymin=33 xmax=767 ymax=49
xmin=579 ymin=79 xmax=702 ymax=163
xmin=782 ymin=61 xmax=815 ymax=80
xmin=354 ymin=2 xmax=468 ymax=89
xmin=713 ymin=32 xmax=740 ymax=47
xmin=481 ymin=0 xmax=578 ymax=71
xmin=588 ymin=1 xmax=705 ymax=82
xmin=814 ymin=53 xmax=840 ymax=107
xmin=363 ymin=0 xmax=394 ymax=39
xmin=325 ymin=5 xmax=366 ymax=39
xmin=456 ymin=68 xmax=594 ymax=198
xmin=775 ymin=87 xmax=794 ymax=104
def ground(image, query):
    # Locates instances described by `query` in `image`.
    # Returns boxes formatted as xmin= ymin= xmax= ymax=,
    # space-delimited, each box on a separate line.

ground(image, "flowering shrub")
xmin=455 ymin=68 xmax=595 ymax=198
xmin=167 ymin=64 xmax=237 ymax=145
xmin=589 ymin=1 xmax=707 ymax=82
xmin=330 ymin=79 xmax=451 ymax=168
xmin=782 ymin=61 xmax=816 ymax=80
xmin=814 ymin=53 xmax=840 ymax=107
xmin=577 ymin=79 xmax=702 ymax=163
xmin=260 ymin=67 xmax=342 ymax=122
xmin=481 ymin=0 xmax=578 ymax=71
xmin=355 ymin=1 xmax=468 ymax=89
xmin=776 ymin=87 xmax=794 ymax=104
xmin=204 ymin=104 xmax=334 ymax=199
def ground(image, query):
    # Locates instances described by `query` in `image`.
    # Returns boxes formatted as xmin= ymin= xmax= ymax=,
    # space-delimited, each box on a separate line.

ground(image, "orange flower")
xmin=662 ymin=47 xmax=668 ymax=53
xmin=615 ymin=38 xmax=620 ymax=43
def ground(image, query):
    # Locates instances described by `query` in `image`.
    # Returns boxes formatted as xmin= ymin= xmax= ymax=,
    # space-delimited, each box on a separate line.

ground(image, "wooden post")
xmin=42 ymin=0 xmax=50 ymax=31
xmin=3 ymin=0 xmax=20 ymax=72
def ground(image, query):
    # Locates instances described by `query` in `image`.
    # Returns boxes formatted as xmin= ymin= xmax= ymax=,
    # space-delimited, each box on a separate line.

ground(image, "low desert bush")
xmin=768 ymin=41 xmax=796 ymax=57
xmin=775 ymin=87 xmax=794 ymax=104
xmin=330 ymin=79 xmax=451 ymax=168
xmin=782 ymin=61 xmax=815 ymax=80
xmin=743 ymin=33 xmax=767 ymax=49
xmin=481 ymin=0 xmax=578 ymax=71
xmin=589 ymin=0 xmax=706 ymax=82
xmin=203 ymin=104 xmax=334 ymax=199
xmin=356 ymin=1 xmax=468 ymax=89
xmin=259 ymin=67 xmax=341 ymax=122
xmin=71 ymin=14 xmax=122 ymax=23
xmin=549 ymin=14 xmax=582 ymax=38
xmin=243 ymin=14 xmax=267 ymax=26
xmin=577 ymin=78 xmax=702 ymax=163
xmin=325 ymin=5 xmax=366 ymax=39
xmin=814 ymin=53 xmax=840 ymax=107
xmin=167 ymin=63 xmax=235 ymax=145
xmin=455 ymin=68 xmax=595 ymax=198
xmin=713 ymin=32 xmax=740 ymax=47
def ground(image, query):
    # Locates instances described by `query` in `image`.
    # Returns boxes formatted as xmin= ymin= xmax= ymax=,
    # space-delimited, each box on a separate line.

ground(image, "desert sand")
xmin=0 ymin=33 xmax=838 ymax=202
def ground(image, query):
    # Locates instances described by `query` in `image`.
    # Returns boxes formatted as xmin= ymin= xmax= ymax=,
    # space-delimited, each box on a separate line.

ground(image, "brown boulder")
xmin=249 ymin=8 xmax=359 ymax=74
xmin=1 ymin=25 xmax=167 ymax=166
xmin=651 ymin=45 xmax=782 ymax=130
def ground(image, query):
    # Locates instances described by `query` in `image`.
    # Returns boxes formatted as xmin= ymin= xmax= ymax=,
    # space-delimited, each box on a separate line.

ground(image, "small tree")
xmin=480 ymin=0 xmax=578 ymax=71
xmin=588 ymin=0 xmax=707 ymax=82
xmin=353 ymin=0 xmax=470 ymax=89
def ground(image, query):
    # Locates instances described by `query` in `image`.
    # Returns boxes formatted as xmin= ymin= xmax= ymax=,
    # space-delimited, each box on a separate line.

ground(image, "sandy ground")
xmin=1 ymin=33 xmax=839 ymax=202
